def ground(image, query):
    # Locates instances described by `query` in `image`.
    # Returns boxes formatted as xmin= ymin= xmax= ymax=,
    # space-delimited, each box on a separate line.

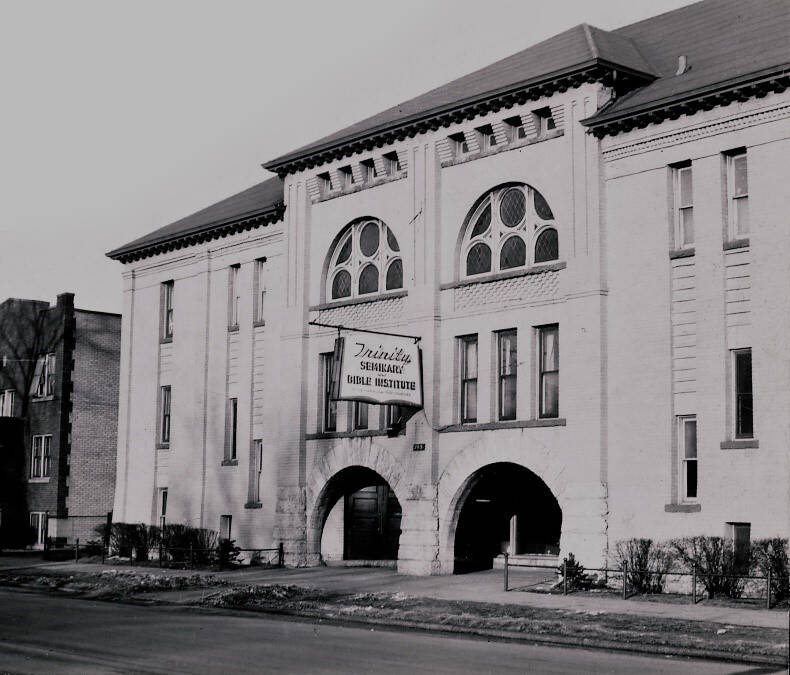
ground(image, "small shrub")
xmin=218 ymin=538 xmax=242 ymax=568
xmin=614 ymin=538 xmax=674 ymax=594
xmin=751 ymin=538 xmax=789 ymax=603
xmin=671 ymin=536 xmax=747 ymax=599
xmin=557 ymin=553 xmax=592 ymax=591
xmin=162 ymin=525 xmax=218 ymax=565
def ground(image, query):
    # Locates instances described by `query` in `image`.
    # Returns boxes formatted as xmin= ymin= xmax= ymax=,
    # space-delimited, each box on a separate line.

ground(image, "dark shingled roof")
xmin=593 ymin=0 xmax=790 ymax=124
xmin=107 ymin=176 xmax=284 ymax=261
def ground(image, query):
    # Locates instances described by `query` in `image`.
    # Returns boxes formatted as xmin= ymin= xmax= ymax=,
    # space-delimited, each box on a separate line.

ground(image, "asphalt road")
xmin=0 ymin=589 xmax=781 ymax=675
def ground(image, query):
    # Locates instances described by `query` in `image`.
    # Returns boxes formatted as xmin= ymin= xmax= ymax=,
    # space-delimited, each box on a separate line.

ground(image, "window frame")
xmin=252 ymin=439 xmax=263 ymax=502
xmin=29 ymin=511 xmax=47 ymax=547
xmin=254 ymin=257 xmax=267 ymax=323
xmin=538 ymin=325 xmax=559 ymax=419
xmin=448 ymin=132 xmax=469 ymax=157
xmin=321 ymin=352 xmax=337 ymax=432
xmin=497 ymin=329 xmax=518 ymax=421
xmin=382 ymin=151 xmax=401 ymax=175
xmin=503 ymin=115 xmax=527 ymax=142
xmin=678 ymin=415 xmax=698 ymax=502
xmin=159 ymin=385 xmax=171 ymax=445
xmin=475 ymin=124 xmax=497 ymax=152
xmin=227 ymin=397 xmax=239 ymax=460
xmin=459 ymin=335 xmax=478 ymax=424
xmin=0 ymin=389 xmax=15 ymax=416
xmin=161 ymin=281 xmax=174 ymax=340
xmin=30 ymin=434 xmax=52 ymax=478
xmin=672 ymin=162 xmax=694 ymax=248
xmin=361 ymin=158 xmax=377 ymax=183
xmin=228 ymin=264 xmax=241 ymax=329
xmin=726 ymin=150 xmax=749 ymax=239
xmin=338 ymin=165 xmax=355 ymax=189
xmin=733 ymin=349 xmax=753 ymax=439
xmin=534 ymin=107 xmax=556 ymax=135
xmin=353 ymin=401 xmax=369 ymax=430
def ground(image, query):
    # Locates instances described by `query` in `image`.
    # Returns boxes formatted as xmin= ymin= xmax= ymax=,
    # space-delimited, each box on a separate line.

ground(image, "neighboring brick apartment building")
xmin=108 ymin=0 xmax=790 ymax=574
xmin=0 ymin=293 xmax=120 ymax=547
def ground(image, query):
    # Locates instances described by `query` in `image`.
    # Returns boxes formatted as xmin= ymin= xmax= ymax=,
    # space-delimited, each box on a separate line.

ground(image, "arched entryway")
xmin=315 ymin=466 xmax=402 ymax=563
xmin=452 ymin=462 xmax=561 ymax=573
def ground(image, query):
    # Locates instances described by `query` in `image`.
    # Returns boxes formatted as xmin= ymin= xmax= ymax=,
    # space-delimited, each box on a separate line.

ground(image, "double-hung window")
xmin=497 ymin=330 xmax=517 ymax=421
xmin=229 ymin=265 xmax=240 ymax=328
xmin=0 ymin=389 xmax=14 ymax=416
xmin=254 ymin=258 xmax=267 ymax=323
xmin=162 ymin=281 xmax=174 ymax=340
xmin=159 ymin=386 xmax=171 ymax=445
xmin=30 ymin=434 xmax=51 ymax=478
xmin=538 ymin=326 xmax=559 ymax=418
xmin=459 ymin=335 xmax=478 ymax=423
xmin=679 ymin=416 xmax=697 ymax=500
xmin=251 ymin=439 xmax=263 ymax=502
xmin=673 ymin=163 xmax=694 ymax=248
xmin=726 ymin=150 xmax=749 ymax=238
xmin=321 ymin=353 xmax=337 ymax=432
xmin=734 ymin=349 xmax=753 ymax=438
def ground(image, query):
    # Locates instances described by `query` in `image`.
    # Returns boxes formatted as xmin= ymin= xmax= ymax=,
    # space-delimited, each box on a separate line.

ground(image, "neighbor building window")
xmin=534 ymin=107 xmax=556 ymax=135
xmin=159 ymin=385 xmax=171 ymax=445
xmin=538 ymin=325 xmax=559 ymax=418
xmin=733 ymin=349 xmax=753 ymax=438
xmin=251 ymin=439 xmax=263 ymax=502
xmin=161 ymin=281 xmax=174 ymax=340
xmin=673 ymin=163 xmax=694 ymax=248
xmin=353 ymin=402 xmax=369 ymax=430
xmin=361 ymin=158 xmax=377 ymax=183
xmin=30 ymin=434 xmax=52 ymax=478
xmin=497 ymin=330 xmax=517 ymax=421
xmin=227 ymin=397 xmax=238 ymax=460
xmin=32 ymin=353 xmax=56 ymax=398
xmin=29 ymin=512 xmax=47 ymax=547
xmin=475 ymin=124 xmax=497 ymax=151
xmin=383 ymin=151 xmax=401 ymax=175
xmin=228 ymin=264 xmax=240 ymax=328
xmin=679 ymin=416 xmax=697 ymax=501
xmin=321 ymin=353 xmax=337 ymax=432
xmin=0 ymin=389 xmax=15 ymax=416
xmin=504 ymin=115 xmax=527 ymax=142
xmin=726 ymin=150 xmax=749 ymax=238
xmin=254 ymin=258 xmax=267 ymax=323
xmin=459 ymin=335 xmax=478 ymax=423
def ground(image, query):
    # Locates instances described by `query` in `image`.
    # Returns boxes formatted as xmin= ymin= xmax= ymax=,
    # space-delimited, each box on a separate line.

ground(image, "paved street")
xmin=0 ymin=589 xmax=781 ymax=675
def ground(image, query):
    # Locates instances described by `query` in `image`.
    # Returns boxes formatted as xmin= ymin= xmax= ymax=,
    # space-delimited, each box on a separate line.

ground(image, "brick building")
xmin=108 ymin=0 xmax=790 ymax=573
xmin=0 ymin=293 xmax=121 ymax=547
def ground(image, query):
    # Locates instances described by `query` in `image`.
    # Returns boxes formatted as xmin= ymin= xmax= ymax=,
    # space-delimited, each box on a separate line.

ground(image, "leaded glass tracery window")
xmin=327 ymin=219 xmax=403 ymax=300
xmin=461 ymin=184 xmax=558 ymax=279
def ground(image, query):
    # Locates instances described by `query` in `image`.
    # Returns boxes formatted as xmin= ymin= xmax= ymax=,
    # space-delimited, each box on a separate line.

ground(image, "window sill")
xmin=228 ymin=325 xmax=239 ymax=333
xmin=160 ymin=337 xmax=173 ymax=345
xmin=669 ymin=247 xmax=695 ymax=259
xmin=440 ymin=129 xmax=564 ymax=169
xmin=723 ymin=238 xmax=749 ymax=251
xmin=441 ymin=262 xmax=566 ymax=291
xmin=720 ymin=439 xmax=759 ymax=449
xmin=155 ymin=442 xmax=170 ymax=450
xmin=28 ymin=477 xmax=51 ymax=484
xmin=221 ymin=459 xmax=239 ymax=466
xmin=244 ymin=501 xmax=263 ymax=509
xmin=310 ymin=290 xmax=408 ymax=312
xmin=664 ymin=503 xmax=701 ymax=513
xmin=441 ymin=418 xmax=566 ymax=433
xmin=306 ymin=429 xmax=390 ymax=440
xmin=253 ymin=320 xmax=266 ymax=328
xmin=31 ymin=395 xmax=55 ymax=403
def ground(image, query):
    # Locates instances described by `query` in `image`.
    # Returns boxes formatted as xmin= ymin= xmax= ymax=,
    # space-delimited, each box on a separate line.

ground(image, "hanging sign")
xmin=331 ymin=332 xmax=423 ymax=408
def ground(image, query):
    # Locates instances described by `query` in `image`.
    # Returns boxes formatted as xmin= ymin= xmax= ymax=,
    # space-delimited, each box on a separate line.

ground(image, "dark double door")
xmin=344 ymin=484 xmax=401 ymax=560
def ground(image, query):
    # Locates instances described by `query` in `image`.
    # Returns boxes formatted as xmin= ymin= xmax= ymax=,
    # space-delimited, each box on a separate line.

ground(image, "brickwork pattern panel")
xmin=453 ymin=269 xmax=560 ymax=312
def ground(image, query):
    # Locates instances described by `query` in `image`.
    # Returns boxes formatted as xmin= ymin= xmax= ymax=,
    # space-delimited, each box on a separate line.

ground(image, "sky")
xmin=0 ymin=0 xmax=695 ymax=314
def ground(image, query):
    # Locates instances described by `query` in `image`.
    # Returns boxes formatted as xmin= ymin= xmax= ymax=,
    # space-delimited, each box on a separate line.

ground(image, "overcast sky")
xmin=1 ymin=0 xmax=694 ymax=313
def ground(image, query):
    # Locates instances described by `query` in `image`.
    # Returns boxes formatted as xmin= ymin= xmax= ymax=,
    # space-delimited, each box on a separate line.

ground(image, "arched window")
xmin=326 ymin=218 xmax=403 ymax=301
xmin=461 ymin=184 xmax=558 ymax=279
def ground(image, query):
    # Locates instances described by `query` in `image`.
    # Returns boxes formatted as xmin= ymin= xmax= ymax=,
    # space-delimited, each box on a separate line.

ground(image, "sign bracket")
xmin=308 ymin=320 xmax=421 ymax=343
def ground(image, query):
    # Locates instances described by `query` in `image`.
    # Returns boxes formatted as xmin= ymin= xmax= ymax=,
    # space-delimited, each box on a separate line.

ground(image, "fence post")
xmin=503 ymin=552 xmax=509 ymax=592
xmin=767 ymin=569 xmax=772 ymax=609
xmin=278 ymin=542 xmax=284 ymax=568
xmin=75 ymin=538 xmax=79 ymax=562
xmin=189 ymin=545 xmax=193 ymax=569
xmin=622 ymin=561 xmax=628 ymax=600
xmin=101 ymin=544 xmax=105 ymax=565
xmin=692 ymin=563 xmax=697 ymax=604
xmin=563 ymin=560 xmax=568 ymax=596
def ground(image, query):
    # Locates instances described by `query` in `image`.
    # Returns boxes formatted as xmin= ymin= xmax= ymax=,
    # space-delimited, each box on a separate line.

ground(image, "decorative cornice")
xmin=587 ymin=71 xmax=790 ymax=140
xmin=108 ymin=203 xmax=285 ymax=264
xmin=264 ymin=63 xmax=652 ymax=177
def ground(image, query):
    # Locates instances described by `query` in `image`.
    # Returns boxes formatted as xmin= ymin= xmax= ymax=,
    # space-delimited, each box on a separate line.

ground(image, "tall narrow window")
xmin=497 ymin=330 xmax=517 ymax=421
xmin=673 ymin=163 xmax=694 ymax=247
xmin=538 ymin=326 xmax=559 ymax=418
xmin=679 ymin=416 xmax=697 ymax=500
xmin=159 ymin=488 xmax=168 ymax=520
xmin=254 ymin=258 xmax=267 ymax=323
xmin=734 ymin=349 xmax=753 ymax=438
xmin=229 ymin=264 xmax=240 ymax=328
xmin=228 ymin=397 xmax=238 ymax=460
xmin=459 ymin=335 xmax=478 ymax=423
xmin=162 ymin=281 xmax=174 ymax=340
xmin=729 ymin=522 xmax=751 ymax=572
xmin=321 ymin=353 xmax=337 ymax=432
xmin=159 ymin=386 xmax=171 ymax=445
xmin=30 ymin=435 xmax=51 ymax=478
xmin=727 ymin=150 xmax=749 ymax=238
xmin=353 ymin=402 xmax=369 ymax=430
xmin=0 ymin=389 xmax=15 ymax=416
xmin=252 ymin=439 xmax=263 ymax=502
xmin=42 ymin=435 xmax=51 ymax=477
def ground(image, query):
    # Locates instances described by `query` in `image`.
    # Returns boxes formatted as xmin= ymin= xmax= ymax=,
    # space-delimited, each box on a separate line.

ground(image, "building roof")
xmin=107 ymin=176 xmax=284 ymax=262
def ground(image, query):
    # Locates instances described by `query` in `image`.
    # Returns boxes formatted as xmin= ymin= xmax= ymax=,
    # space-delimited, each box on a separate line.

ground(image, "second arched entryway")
xmin=452 ymin=462 xmax=561 ymax=573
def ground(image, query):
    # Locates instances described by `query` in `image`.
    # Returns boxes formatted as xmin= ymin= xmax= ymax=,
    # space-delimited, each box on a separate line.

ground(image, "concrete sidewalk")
xmin=13 ymin=560 xmax=786 ymax=630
